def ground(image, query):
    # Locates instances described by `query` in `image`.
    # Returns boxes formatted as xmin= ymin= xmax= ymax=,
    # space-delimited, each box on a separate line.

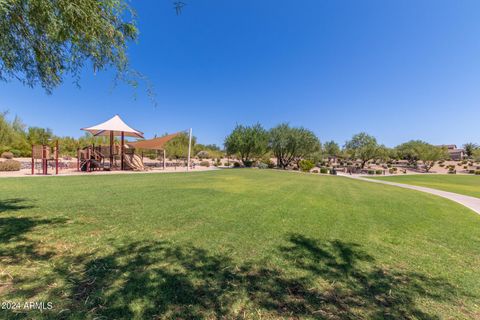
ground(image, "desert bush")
xmin=468 ymin=170 xmax=475 ymax=174
xmin=464 ymin=166 xmax=468 ymax=169
xmin=243 ymin=160 xmax=254 ymax=168
xmin=200 ymin=161 xmax=210 ymax=167
xmin=367 ymin=170 xmax=375 ymax=175
xmin=196 ymin=151 xmax=210 ymax=160
xmin=299 ymin=160 xmax=315 ymax=172
xmin=388 ymin=168 xmax=396 ymax=174
xmin=311 ymin=169 xmax=319 ymax=173
xmin=0 ymin=159 xmax=21 ymax=171
xmin=1 ymin=151 xmax=14 ymax=159
xmin=223 ymin=162 xmax=231 ymax=167
xmin=439 ymin=164 xmax=445 ymax=167
xmin=257 ymin=163 xmax=268 ymax=169
xmin=375 ymin=170 xmax=383 ymax=175
xmin=476 ymin=171 xmax=480 ymax=175
xmin=320 ymin=168 xmax=328 ymax=174
xmin=233 ymin=162 xmax=241 ymax=168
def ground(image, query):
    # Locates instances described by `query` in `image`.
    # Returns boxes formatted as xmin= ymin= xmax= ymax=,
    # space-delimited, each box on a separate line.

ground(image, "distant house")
xmin=437 ymin=144 xmax=465 ymax=161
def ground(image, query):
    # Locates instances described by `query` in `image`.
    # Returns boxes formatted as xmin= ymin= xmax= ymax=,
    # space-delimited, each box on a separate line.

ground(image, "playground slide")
xmin=123 ymin=154 xmax=145 ymax=171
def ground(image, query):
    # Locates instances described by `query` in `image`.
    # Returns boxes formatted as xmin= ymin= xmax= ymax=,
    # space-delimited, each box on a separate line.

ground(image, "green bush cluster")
xmin=320 ymin=168 xmax=329 ymax=174
xmin=257 ymin=163 xmax=268 ymax=169
xmin=0 ymin=159 xmax=21 ymax=171
xmin=200 ymin=161 xmax=210 ymax=167
xmin=299 ymin=160 xmax=315 ymax=172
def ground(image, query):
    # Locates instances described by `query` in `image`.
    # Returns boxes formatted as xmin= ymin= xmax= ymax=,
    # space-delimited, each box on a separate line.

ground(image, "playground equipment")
xmin=123 ymin=149 xmax=145 ymax=171
xmin=77 ymin=144 xmax=145 ymax=172
xmin=77 ymin=146 xmax=107 ymax=172
xmin=31 ymin=141 xmax=59 ymax=175
xmin=81 ymin=115 xmax=144 ymax=171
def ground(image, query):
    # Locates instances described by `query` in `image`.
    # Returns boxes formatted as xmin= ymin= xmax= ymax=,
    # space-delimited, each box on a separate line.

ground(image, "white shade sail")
xmin=81 ymin=115 xmax=144 ymax=138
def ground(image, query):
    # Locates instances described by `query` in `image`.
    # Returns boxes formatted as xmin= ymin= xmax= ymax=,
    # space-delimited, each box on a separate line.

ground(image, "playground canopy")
xmin=127 ymin=133 xmax=179 ymax=150
xmin=81 ymin=115 xmax=144 ymax=138
xmin=81 ymin=115 xmax=144 ymax=170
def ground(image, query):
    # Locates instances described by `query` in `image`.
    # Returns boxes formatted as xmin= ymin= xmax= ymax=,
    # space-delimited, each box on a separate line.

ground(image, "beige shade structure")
xmin=127 ymin=133 xmax=179 ymax=150
xmin=127 ymin=133 xmax=181 ymax=171
xmin=81 ymin=115 xmax=144 ymax=170
xmin=81 ymin=114 xmax=144 ymax=138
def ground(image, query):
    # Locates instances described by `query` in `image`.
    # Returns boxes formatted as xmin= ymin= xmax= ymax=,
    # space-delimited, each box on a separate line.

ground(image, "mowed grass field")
xmin=1 ymin=170 xmax=480 ymax=319
xmin=371 ymin=174 xmax=480 ymax=198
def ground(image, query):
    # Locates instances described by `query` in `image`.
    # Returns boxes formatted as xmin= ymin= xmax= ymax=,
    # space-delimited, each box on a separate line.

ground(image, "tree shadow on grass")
xmin=4 ymin=234 xmax=464 ymax=319
xmin=0 ymin=198 xmax=67 ymax=285
xmin=0 ymin=198 xmax=34 ymax=213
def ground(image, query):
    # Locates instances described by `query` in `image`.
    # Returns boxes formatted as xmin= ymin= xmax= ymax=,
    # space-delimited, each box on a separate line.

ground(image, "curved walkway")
xmin=342 ymin=174 xmax=480 ymax=215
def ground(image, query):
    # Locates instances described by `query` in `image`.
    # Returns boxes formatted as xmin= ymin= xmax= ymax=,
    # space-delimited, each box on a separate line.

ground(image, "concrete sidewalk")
xmin=342 ymin=174 xmax=480 ymax=215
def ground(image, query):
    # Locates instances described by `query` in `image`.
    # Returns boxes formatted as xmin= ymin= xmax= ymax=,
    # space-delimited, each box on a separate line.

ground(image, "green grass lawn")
xmin=1 ymin=170 xmax=479 ymax=319
xmin=370 ymin=174 xmax=480 ymax=198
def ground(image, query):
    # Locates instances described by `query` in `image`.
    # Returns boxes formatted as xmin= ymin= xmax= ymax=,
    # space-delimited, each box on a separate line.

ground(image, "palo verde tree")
xmin=165 ymin=132 xmax=197 ymax=160
xmin=414 ymin=142 xmax=448 ymax=172
xmin=224 ymin=123 xmax=268 ymax=167
xmin=344 ymin=133 xmax=380 ymax=168
xmin=0 ymin=0 xmax=138 ymax=92
xmin=323 ymin=140 xmax=341 ymax=162
xmin=268 ymin=123 xmax=320 ymax=169
xmin=463 ymin=143 xmax=479 ymax=158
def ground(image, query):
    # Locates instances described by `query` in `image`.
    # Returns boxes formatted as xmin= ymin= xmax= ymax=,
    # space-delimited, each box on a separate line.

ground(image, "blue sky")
xmin=1 ymin=0 xmax=479 ymax=147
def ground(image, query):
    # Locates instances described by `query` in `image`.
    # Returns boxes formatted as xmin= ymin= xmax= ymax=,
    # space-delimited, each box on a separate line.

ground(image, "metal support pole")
xmin=187 ymin=128 xmax=192 ymax=172
xmin=31 ymin=145 xmax=34 ymax=175
xmin=121 ymin=132 xmax=125 ymax=170
xmin=109 ymin=131 xmax=114 ymax=168
xmin=55 ymin=140 xmax=59 ymax=175
xmin=163 ymin=149 xmax=166 ymax=170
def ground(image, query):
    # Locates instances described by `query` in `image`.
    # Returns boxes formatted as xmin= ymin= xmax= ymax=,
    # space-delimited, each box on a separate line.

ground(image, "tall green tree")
xmin=463 ymin=143 xmax=478 ymax=158
xmin=323 ymin=140 xmax=340 ymax=162
xmin=344 ymin=133 xmax=380 ymax=168
xmin=0 ymin=0 xmax=138 ymax=92
xmin=224 ymin=124 xmax=268 ymax=166
xmin=415 ymin=143 xmax=448 ymax=172
xmin=165 ymin=132 xmax=197 ymax=160
xmin=26 ymin=127 xmax=53 ymax=145
xmin=268 ymin=124 xmax=320 ymax=169
xmin=473 ymin=149 xmax=480 ymax=162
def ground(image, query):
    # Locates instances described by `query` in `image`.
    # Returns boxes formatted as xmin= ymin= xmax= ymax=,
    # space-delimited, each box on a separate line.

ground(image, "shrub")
xmin=0 ymin=160 xmax=21 ymax=171
xmin=223 ymin=162 xmax=231 ymax=167
xmin=299 ymin=160 xmax=315 ymax=172
xmin=448 ymin=169 xmax=456 ymax=174
xmin=196 ymin=150 xmax=210 ymax=159
xmin=1 ymin=151 xmax=14 ymax=159
xmin=243 ymin=160 xmax=254 ymax=167
xmin=475 ymin=170 xmax=480 ymax=175
xmin=257 ymin=163 xmax=268 ymax=169
xmin=311 ymin=169 xmax=319 ymax=173
xmin=388 ymin=168 xmax=396 ymax=174
xmin=320 ymin=168 xmax=328 ymax=174
xmin=464 ymin=166 xmax=468 ymax=169
xmin=375 ymin=170 xmax=383 ymax=175
xmin=367 ymin=170 xmax=375 ymax=175
xmin=200 ymin=161 xmax=210 ymax=167
xmin=469 ymin=170 xmax=475 ymax=174
xmin=233 ymin=162 xmax=241 ymax=168
xmin=439 ymin=164 xmax=445 ymax=167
